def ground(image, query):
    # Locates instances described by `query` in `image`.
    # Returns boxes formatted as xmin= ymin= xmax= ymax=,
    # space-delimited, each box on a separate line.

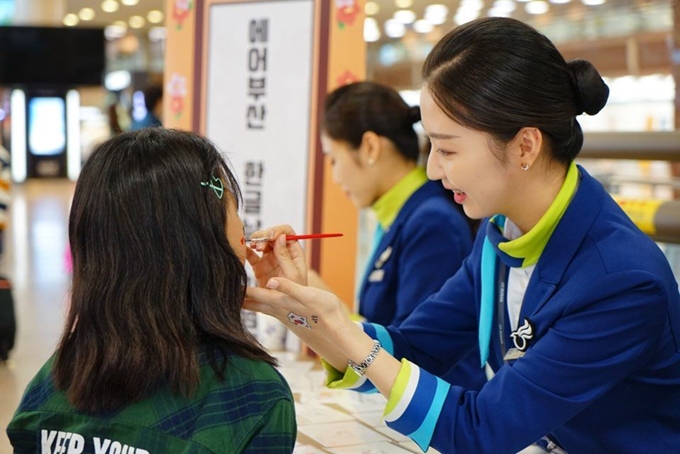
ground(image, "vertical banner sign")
xmin=204 ymin=1 xmax=314 ymax=240
xmin=202 ymin=0 xmax=315 ymax=350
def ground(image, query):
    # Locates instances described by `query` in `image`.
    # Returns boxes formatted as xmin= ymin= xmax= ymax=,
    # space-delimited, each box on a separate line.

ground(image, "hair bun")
xmin=407 ymin=105 xmax=421 ymax=125
xmin=567 ymin=59 xmax=609 ymax=116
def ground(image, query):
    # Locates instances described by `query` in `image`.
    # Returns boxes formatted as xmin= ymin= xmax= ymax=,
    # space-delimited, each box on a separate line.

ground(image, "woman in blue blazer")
xmin=312 ymin=81 xmax=486 ymax=390
xmin=246 ymin=17 xmax=680 ymax=454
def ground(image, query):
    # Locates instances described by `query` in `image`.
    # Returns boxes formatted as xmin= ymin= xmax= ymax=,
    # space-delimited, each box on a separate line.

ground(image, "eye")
xmin=436 ymin=148 xmax=455 ymax=157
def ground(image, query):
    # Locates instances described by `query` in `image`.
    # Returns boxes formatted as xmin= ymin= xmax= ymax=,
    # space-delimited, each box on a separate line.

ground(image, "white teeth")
xmin=453 ymin=190 xmax=464 ymax=194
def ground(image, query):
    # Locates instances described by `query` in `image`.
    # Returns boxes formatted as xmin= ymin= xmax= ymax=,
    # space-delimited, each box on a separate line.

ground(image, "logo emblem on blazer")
xmin=510 ymin=318 xmax=534 ymax=352
xmin=374 ymin=246 xmax=392 ymax=269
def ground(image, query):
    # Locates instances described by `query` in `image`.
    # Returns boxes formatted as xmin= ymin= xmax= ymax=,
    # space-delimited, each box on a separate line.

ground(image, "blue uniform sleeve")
xmin=385 ymin=226 xmax=484 ymax=378
xmin=390 ymin=203 xmax=472 ymax=327
xmin=394 ymin=270 xmax=669 ymax=454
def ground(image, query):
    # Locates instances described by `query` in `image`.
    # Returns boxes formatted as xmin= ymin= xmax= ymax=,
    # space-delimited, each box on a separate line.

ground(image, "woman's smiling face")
xmin=421 ymin=87 xmax=514 ymax=221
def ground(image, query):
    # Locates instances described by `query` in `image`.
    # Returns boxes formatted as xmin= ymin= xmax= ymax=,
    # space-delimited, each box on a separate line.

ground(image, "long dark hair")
xmin=323 ymin=81 xmax=421 ymax=162
xmin=54 ymin=128 xmax=276 ymax=413
xmin=422 ymin=17 xmax=609 ymax=166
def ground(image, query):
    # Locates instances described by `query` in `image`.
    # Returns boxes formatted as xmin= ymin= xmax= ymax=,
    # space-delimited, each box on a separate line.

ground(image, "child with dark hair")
xmin=7 ymin=128 xmax=296 ymax=453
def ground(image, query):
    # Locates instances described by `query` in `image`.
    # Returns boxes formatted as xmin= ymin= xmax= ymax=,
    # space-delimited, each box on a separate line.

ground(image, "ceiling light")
xmin=525 ymin=0 xmax=550 ymax=14
xmin=460 ymin=0 xmax=484 ymax=8
xmin=63 ymin=13 xmax=79 ymax=27
xmin=147 ymin=10 xmax=164 ymax=23
xmin=492 ymin=0 xmax=517 ymax=13
xmin=424 ymin=4 xmax=448 ymax=24
xmin=79 ymin=8 xmax=95 ymax=21
xmin=121 ymin=0 xmax=139 ymax=5
xmin=413 ymin=20 xmax=435 ymax=33
xmin=105 ymin=24 xmax=127 ymax=40
xmin=395 ymin=0 xmax=413 ymax=8
xmin=148 ymin=27 xmax=167 ymax=42
xmin=454 ymin=8 xmax=481 ymax=25
xmin=365 ymin=1 xmax=380 ymax=15
xmin=581 ymin=0 xmax=605 ymax=4
xmin=393 ymin=10 xmax=417 ymax=24
xmin=549 ymin=0 xmax=571 ymax=3
xmin=101 ymin=0 xmax=119 ymax=13
xmin=487 ymin=7 xmax=512 ymax=17
xmin=129 ymin=15 xmax=145 ymax=28
xmin=364 ymin=18 xmax=380 ymax=42
xmin=384 ymin=19 xmax=406 ymax=38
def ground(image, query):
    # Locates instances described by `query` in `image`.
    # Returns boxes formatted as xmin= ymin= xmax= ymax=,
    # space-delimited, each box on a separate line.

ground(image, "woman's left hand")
xmin=245 ymin=276 xmax=350 ymax=341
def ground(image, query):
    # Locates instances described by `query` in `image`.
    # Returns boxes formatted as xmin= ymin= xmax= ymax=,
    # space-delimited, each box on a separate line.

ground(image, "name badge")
xmin=368 ymin=269 xmax=385 ymax=282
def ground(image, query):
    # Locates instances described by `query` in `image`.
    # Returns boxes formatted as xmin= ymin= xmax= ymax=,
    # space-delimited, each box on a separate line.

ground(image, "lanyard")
xmin=497 ymin=262 xmax=509 ymax=361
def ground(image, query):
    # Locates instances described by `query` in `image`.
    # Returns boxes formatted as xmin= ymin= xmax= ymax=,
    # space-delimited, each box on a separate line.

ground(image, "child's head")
xmin=57 ymin=128 xmax=273 ymax=412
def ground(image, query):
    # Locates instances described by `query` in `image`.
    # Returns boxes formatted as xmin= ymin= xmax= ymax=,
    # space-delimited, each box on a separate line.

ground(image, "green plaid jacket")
xmin=7 ymin=353 xmax=296 ymax=453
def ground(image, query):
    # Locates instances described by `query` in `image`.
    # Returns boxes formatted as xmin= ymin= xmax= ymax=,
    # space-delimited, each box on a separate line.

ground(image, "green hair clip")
xmin=200 ymin=175 xmax=224 ymax=199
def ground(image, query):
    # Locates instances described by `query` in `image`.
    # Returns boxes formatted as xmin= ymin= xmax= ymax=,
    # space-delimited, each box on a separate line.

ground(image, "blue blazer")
xmin=387 ymin=167 xmax=680 ymax=453
xmin=360 ymin=180 xmax=486 ymax=390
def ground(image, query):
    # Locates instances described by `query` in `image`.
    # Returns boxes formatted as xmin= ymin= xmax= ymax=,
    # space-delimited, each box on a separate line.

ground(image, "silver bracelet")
xmin=348 ymin=339 xmax=381 ymax=376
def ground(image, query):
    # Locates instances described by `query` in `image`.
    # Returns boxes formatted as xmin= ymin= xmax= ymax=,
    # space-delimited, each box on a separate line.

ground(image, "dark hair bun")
xmin=407 ymin=105 xmax=421 ymax=125
xmin=567 ymin=59 xmax=609 ymax=116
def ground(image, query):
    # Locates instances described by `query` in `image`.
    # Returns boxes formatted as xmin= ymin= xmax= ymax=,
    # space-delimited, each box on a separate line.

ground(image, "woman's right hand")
xmin=246 ymin=225 xmax=308 ymax=288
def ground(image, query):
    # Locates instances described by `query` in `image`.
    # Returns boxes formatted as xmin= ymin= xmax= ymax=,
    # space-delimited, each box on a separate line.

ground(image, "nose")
xmin=426 ymin=149 xmax=443 ymax=181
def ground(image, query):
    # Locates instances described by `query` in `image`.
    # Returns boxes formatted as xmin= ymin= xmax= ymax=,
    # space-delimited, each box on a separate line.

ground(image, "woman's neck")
xmin=507 ymin=164 xmax=569 ymax=234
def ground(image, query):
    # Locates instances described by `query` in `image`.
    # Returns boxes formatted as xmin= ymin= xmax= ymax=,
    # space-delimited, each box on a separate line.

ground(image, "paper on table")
xmin=293 ymin=443 xmax=327 ymax=454
xmin=299 ymin=421 xmax=389 ymax=448
xmin=353 ymin=410 xmax=385 ymax=427
xmin=295 ymin=402 xmax=354 ymax=425
xmin=374 ymin=426 xmax=412 ymax=443
xmin=327 ymin=442 xmax=414 ymax=453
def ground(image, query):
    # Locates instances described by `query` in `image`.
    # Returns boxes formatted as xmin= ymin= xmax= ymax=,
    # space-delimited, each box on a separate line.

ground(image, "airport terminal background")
xmin=0 ymin=0 xmax=679 ymax=452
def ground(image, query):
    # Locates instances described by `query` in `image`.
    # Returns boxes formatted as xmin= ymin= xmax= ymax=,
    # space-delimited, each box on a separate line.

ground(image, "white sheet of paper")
xmin=295 ymin=402 xmax=354 ymax=425
xmin=353 ymin=410 xmax=385 ymax=427
xmin=327 ymin=442 xmax=414 ymax=453
xmin=293 ymin=443 xmax=327 ymax=454
xmin=375 ymin=426 xmax=412 ymax=443
xmin=299 ymin=421 xmax=389 ymax=448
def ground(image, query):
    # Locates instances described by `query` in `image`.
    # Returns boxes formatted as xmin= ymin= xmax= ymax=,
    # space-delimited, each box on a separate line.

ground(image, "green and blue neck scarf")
xmin=478 ymin=162 xmax=580 ymax=367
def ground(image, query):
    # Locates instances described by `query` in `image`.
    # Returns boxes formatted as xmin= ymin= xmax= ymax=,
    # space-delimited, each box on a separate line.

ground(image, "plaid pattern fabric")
xmin=7 ymin=353 xmax=296 ymax=453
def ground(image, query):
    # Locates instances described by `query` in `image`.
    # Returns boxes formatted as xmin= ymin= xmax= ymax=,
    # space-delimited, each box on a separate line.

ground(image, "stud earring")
xmin=521 ymin=163 xmax=530 ymax=171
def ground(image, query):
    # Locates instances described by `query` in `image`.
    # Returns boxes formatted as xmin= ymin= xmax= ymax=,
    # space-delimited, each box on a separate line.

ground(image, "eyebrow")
xmin=426 ymin=132 xmax=460 ymax=140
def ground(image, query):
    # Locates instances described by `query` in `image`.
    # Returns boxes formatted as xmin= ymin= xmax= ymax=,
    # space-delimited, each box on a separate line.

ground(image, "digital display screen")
xmin=28 ymin=97 xmax=66 ymax=156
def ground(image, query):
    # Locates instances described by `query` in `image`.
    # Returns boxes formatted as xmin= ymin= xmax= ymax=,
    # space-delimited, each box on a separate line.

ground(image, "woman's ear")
xmin=359 ymin=131 xmax=382 ymax=166
xmin=511 ymin=127 xmax=543 ymax=171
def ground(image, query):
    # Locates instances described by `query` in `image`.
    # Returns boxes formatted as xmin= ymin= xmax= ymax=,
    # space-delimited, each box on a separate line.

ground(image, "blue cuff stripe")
xmin=385 ymin=366 xmax=437 ymax=436
xmin=354 ymin=382 xmax=379 ymax=394
xmin=362 ymin=322 xmax=377 ymax=339
xmin=371 ymin=323 xmax=394 ymax=355
xmin=408 ymin=376 xmax=450 ymax=451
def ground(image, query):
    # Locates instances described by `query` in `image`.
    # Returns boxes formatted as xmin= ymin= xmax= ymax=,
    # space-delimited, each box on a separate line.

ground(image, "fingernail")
xmin=267 ymin=231 xmax=275 ymax=239
xmin=266 ymin=279 xmax=280 ymax=289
